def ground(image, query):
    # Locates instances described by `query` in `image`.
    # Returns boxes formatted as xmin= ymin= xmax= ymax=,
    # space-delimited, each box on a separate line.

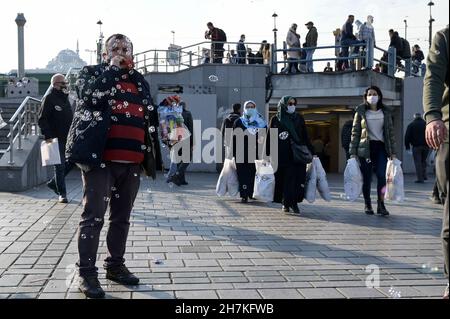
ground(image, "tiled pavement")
xmin=0 ymin=170 xmax=447 ymax=299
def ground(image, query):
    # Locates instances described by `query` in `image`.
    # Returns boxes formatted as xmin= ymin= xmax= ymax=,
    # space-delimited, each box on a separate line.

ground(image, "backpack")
xmin=217 ymin=28 xmax=227 ymax=42
xmin=400 ymin=38 xmax=411 ymax=58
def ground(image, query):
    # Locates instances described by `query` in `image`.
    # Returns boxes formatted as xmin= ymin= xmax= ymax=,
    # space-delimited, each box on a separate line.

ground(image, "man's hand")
xmin=426 ymin=120 xmax=448 ymax=150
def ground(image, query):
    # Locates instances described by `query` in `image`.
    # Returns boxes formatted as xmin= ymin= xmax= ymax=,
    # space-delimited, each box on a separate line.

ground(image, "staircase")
xmin=0 ymin=101 xmax=22 ymax=157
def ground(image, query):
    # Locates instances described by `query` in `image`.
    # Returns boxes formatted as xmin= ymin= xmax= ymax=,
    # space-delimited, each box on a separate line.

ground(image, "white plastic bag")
xmin=305 ymin=162 xmax=317 ymax=203
xmin=41 ymin=138 xmax=61 ymax=166
xmin=0 ymin=113 xmax=6 ymax=130
xmin=385 ymin=159 xmax=405 ymax=202
xmin=314 ymin=157 xmax=331 ymax=202
xmin=253 ymin=160 xmax=275 ymax=203
xmin=344 ymin=158 xmax=363 ymax=202
xmin=216 ymin=158 xmax=239 ymax=197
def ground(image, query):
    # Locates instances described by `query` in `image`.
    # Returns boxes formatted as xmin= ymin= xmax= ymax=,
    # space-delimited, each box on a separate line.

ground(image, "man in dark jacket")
xmin=405 ymin=113 xmax=429 ymax=183
xmin=389 ymin=30 xmax=404 ymax=66
xmin=423 ymin=26 xmax=449 ymax=299
xmin=341 ymin=15 xmax=363 ymax=70
xmin=221 ymin=103 xmax=241 ymax=159
xmin=38 ymin=74 xmax=75 ymax=203
xmin=174 ymin=101 xmax=194 ymax=185
xmin=341 ymin=119 xmax=353 ymax=160
xmin=205 ymin=22 xmax=225 ymax=64
xmin=305 ymin=21 xmax=318 ymax=72
xmin=237 ymin=35 xmax=247 ymax=64
xmin=65 ymin=34 xmax=161 ymax=299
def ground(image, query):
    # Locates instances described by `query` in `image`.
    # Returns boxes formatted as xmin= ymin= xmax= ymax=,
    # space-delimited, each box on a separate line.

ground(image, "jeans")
xmin=77 ymin=162 xmax=140 ymax=277
xmin=359 ymin=141 xmax=388 ymax=203
xmin=412 ymin=146 xmax=430 ymax=182
xmin=306 ymin=49 xmax=315 ymax=72
xmin=176 ymin=162 xmax=190 ymax=181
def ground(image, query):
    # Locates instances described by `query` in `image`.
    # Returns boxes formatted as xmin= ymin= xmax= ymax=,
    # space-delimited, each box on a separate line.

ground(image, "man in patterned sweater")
xmin=66 ymin=34 xmax=160 ymax=298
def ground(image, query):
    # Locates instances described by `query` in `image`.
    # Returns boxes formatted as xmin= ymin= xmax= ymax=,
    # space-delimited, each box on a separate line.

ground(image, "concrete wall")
xmin=402 ymin=77 xmax=426 ymax=174
xmin=0 ymin=135 xmax=52 ymax=192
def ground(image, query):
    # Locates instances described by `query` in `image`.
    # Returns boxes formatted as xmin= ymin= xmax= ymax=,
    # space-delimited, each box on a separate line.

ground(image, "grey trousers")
xmin=436 ymin=139 xmax=449 ymax=278
xmin=76 ymin=162 xmax=141 ymax=277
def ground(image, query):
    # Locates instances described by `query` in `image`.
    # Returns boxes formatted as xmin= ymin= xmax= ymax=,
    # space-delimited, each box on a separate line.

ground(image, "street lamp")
xmin=171 ymin=31 xmax=175 ymax=45
xmin=272 ymin=13 xmax=278 ymax=47
xmin=85 ymin=49 xmax=96 ymax=65
xmin=96 ymin=20 xmax=104 ymax=64
xmin=428 ymin=1 xmax=435 ymax=48
xmin=403 ymin=18 xmax=408 ymax=40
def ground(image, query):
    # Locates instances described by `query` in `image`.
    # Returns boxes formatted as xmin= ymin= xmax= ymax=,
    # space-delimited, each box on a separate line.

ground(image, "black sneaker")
xmin=106 ymin=265 xmax=139 ymax=286
xmin=47 ymin=181 xmax=59 ymax=195
xmin=78 ymin=276 xmax=105 ymax=299
xmin=282 ymin=205 xmax=290 ymax=213
xmin=241 ymin=197 xmax=248 ymax=204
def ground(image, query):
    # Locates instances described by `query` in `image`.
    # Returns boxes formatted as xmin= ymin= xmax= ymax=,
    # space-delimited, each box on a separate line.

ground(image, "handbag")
xmin=290 ymin=140 xmax=313 ymax=164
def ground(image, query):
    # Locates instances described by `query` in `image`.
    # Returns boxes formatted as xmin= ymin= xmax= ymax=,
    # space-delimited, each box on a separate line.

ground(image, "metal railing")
xmin=134 ymin=41 xmax=269 ymax=74
xmin=3 ymin=68 xmax=80 ymax=165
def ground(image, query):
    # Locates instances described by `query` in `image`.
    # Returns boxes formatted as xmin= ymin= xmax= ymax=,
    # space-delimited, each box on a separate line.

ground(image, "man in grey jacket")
xmin=305 ymin=22 xmax=318 ymax=72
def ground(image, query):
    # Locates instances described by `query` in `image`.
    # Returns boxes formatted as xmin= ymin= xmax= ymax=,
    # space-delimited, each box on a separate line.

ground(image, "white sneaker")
xmin=58 ymin=196 xmax=68 ymax=204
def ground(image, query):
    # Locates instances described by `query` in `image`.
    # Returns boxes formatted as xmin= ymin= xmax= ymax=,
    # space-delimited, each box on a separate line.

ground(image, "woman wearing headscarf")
xmin=267 ymin=96 xmax=314 ymax=214
xmin=349 ymin=86 xmax=397 ymax=216
xmin=232 ymin=101 xmax=268 ymax=203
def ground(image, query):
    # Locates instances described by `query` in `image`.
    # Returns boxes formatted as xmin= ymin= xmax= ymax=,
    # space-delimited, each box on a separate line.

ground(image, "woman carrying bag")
xmin=349 ymin=86 xmax=397 ymax=216
xmin=267 ymin=96 xmax=314 ymax=214
xmin=233 ymin=101 xmax=267 ymax=203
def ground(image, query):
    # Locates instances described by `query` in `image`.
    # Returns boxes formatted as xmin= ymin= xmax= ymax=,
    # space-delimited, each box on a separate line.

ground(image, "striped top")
xmin=103 ymin=81 xmax=146 ymax=163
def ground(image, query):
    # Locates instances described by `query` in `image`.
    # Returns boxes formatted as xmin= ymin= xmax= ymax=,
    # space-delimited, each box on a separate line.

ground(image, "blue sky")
xmin=1 ymin=0 xmax=448 ymax=73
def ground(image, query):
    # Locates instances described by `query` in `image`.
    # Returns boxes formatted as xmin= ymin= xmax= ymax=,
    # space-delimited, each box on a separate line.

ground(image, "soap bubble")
xmin=149 ymin=126 xmax=156 ymax=133
xmin=168 ymin=182 xmax=174 ymax=188
xmin=388 ymin=286 xmax=402 ymax=299
xmin=80 ymin=234 xmax=87 ymax=239
xmin=147 ymin=106 xmax=154 ymax=111
xmin=111 ymin=187 xmax=117 ymax=192
xmin=115 ymin=194 xmax=120 ymax=199
xmin=91 ymin=153 xmax=97 ymax=159
xmin=209 ymin=75 xmax=219 ymax=82
xmin=233 ymin=88 xmax=239 ymax=92
xmin=100 ymin=163 xmax=106 ymax=168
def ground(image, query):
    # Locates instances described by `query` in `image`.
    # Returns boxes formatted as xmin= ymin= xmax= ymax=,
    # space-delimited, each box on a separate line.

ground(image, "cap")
xmin=305 ymin=21 xmax=314 ymax=26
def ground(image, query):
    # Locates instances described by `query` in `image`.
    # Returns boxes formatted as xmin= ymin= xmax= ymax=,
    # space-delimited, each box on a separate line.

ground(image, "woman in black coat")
xmin=267 ymin=96 xmax=314 ymax=214
xmin=233 ymin=101 xmax=268 ymax=203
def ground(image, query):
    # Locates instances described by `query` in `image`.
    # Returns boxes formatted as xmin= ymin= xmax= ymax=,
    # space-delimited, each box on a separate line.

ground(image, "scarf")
xmin=277 ymin=96 xmax=301 ymax=143
xmin=240 ymin=100 xmax=267 ymax=135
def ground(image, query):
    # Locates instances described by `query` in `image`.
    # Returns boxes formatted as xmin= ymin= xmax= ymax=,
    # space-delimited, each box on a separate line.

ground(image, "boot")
xmin=78 ymin=276 xmax=105 ymax=299
xmin=377 ymin=200 xmax=390 ymax=216
xmin=365 ymin=200 xmax=374 ymax=215
xmin=291 ymin=204 xmax=301 ymax=215
xmin=106 ymin=265 xmax=140 ymax=286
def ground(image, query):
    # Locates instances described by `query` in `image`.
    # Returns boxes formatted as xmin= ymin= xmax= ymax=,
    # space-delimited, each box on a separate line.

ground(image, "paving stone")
xmin=298 ymin=288 xmax=346 ymax=299
xmin=258 ymin=288 xmax=304 ymax=299
xmin=175 ymin=290 xmax=218 ymax=299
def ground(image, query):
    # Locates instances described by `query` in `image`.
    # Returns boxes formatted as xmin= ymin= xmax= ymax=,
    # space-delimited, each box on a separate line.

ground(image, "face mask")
xmin=287 ymin=105 xmax=296 ymax=114
xmin=244 ymin=108 xmax=257 ymax=117
xmin=367 ymin=96 xmax=379 ymax=105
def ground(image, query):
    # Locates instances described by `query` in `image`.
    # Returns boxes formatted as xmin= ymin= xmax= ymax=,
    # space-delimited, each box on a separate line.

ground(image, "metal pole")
xmin=428 ymin=1 xmax=435 ymax=49
xmin=18 ymin=114 xmax=22 ymax=150
xmin=8 ymin=122 xmax=14 ymax=165
xmin=404 ymin=19 xmax=408 ymax=40
xmin=366 ymin=38 xmax=374 ymax=70
xmin=15 ymin=13 xmax=26 ymax=79
xmin=388 ymin=46 xmax=396 ymax=77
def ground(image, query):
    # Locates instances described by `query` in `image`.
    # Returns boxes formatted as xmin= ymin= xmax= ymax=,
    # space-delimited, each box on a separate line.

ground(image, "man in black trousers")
xmin=405 ymin=113 xmax=429 ymax=183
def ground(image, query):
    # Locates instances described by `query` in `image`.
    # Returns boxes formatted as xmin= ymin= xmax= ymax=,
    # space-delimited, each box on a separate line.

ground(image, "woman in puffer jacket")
xmin=349 ymin=86 xmax=397 ymax=216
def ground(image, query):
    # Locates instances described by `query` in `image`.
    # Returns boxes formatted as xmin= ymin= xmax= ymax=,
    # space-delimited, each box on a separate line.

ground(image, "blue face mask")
xmin=244 ymin=108 xmax=257 ymax=118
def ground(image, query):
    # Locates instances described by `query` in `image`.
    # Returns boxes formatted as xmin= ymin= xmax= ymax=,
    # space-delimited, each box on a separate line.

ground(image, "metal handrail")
xmin=134 ymin=41 xmax=268 ymax=74
xmin=4 ymin=69 xmax=79 ymax=165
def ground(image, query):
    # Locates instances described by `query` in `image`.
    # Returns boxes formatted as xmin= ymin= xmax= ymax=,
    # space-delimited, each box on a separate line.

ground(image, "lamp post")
xmin=85 ymin=49 xmax=96 ymax=65
xmin=403 ymin=18 xmax=408 ymax=40
xmin=96 ymin=20 xmax=104 ymax=64
xmin=272 ymin=13 xmax=278 ymax=48
xmin=171 ymin=31 xmax=175 ymax=45
xmin=428 ymin=1 xmax=435 ymax=49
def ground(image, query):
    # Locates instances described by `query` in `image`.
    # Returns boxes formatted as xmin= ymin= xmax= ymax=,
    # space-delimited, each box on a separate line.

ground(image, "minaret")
xmin=76 ymin=39 xmax=80 ymax=56
xmin=15 ymin=13 xmax=26 ymax=79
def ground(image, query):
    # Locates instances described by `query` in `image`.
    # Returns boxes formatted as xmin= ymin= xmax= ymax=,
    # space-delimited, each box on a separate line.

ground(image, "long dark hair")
xmin=363 ymin=86 xmax=384 ymax=110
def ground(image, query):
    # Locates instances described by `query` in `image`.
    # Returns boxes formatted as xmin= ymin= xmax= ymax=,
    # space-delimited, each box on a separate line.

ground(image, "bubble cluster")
xmin=388 ymin=286 xmax=402 ymax=299
xmin=209 ymin=75 xmax=219 ymax=82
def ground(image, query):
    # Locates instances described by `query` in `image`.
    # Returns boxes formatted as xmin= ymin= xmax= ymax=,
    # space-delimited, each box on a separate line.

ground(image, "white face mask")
xmin=367 ymin=95 xmax=379 ymax=105
xmin=287 ymin=105 xmax=296 ymax=114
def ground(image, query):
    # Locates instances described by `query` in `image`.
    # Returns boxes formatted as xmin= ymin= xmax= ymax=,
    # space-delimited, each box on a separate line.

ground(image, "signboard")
xmin=167 ymin=44 xmax=182 ymax=66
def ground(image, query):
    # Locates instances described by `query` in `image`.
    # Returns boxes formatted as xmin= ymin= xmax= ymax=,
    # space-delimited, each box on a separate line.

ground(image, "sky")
xmin=1 ymin=0 xmax=449 ymax=73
